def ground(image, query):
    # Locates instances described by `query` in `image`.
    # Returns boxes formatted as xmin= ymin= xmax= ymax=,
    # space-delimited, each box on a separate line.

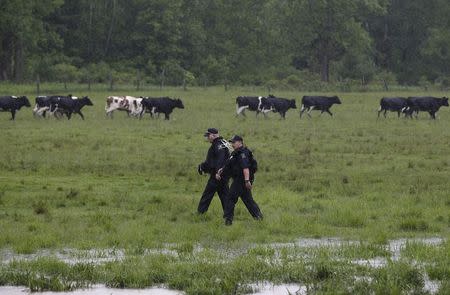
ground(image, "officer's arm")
xmin=215 ymin=147 xmax=228 ymax=173
xmin=243 ymin=168 xmax=250 ymax=181
xmin=239 ymin=153 xmax=251 ymax=181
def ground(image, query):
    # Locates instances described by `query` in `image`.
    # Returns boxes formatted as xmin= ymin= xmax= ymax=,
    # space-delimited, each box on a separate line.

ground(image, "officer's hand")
xmin=197 ymin=164 xmax=203 ymax=175
xmin=215 ymin=173 xmax=221 ymax=181
xmin=245 ymin=180 xmax=252 ymax=190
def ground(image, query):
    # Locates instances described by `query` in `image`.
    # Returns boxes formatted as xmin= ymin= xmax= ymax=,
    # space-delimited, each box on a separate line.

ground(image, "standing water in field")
xmin=0 ymin=285 xmax=183 ymax=295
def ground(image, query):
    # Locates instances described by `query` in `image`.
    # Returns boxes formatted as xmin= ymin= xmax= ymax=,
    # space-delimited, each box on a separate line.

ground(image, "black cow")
xmin=50 ymin=96 xmax=93 ymax=120
xmin=266 ymin=95 xmax=297 ymax=119
xmin=140 ymin=97 xmax=184 ymax=120
xmin=300 ymin=96 xmax=341 ymax=118
xmin=235 ymin=96 xmax=272 ymax=117
xmin=0 ymin=96 xmax=31 ymax=120
xmin=406 ymin=97 xmax=449 ymax=119
xmin=378 ymin=97 xmax=408 ymax=118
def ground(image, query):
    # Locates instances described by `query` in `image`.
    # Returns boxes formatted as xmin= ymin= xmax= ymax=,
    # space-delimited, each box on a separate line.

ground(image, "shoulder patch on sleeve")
xmin=241 ymin=153 xmax=246 ymax=159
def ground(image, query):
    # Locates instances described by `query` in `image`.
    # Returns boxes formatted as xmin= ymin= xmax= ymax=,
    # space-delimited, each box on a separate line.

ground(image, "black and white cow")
xmin=300 ymin=96 xmax=341 ymax=118
xmin=266 ymin=95 xmax=297 ymax=119
xmin=50 ymin=96 xmax=93 ymax=120
xmin=0 ymin=96 xmax=31 ymax=120
xmin=377 ymin=97 xmax=408 ymax=118
xmin=33 ymin=95 xmax=76 ymax=118
xmin=139 ymin=97 xmax=159 ymax=118
xmin=140 ymin=97 xmax=184 ymax=120
xmin=235 ymin=96 xmax=272 ymax=117
xmin=406 ymin=96 xmax=449 ymax=119
xmin=105 ymin=96 xmax=142 ymax=118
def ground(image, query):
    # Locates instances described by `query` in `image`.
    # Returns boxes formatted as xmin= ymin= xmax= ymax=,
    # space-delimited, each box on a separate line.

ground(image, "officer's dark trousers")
xmin=197 ymin=176 xmax=229 ymax=215
xmin=224 ymin=179 xmax=262 ymax=221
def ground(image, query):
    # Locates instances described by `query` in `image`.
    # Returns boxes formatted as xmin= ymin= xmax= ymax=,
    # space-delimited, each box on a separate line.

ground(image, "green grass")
xmin=0 ymin=84 xmax=449 ymax=293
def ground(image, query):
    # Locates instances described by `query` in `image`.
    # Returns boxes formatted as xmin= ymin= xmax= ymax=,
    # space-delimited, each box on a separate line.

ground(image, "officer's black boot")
xmin=225 ymin=219 xmax=233 ymax=226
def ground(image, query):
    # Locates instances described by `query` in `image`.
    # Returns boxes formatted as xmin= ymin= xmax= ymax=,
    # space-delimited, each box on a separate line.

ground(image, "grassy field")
xmin=0 ymin=84 xmax=449 ymax=294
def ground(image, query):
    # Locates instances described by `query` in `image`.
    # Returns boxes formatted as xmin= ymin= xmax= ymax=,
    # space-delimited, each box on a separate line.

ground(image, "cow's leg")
xmin=326 ymin=109 xmax=333 ymax=116
xmin=281 ymin=112 xmax=286 ymax=119
xmin=377 ymin=106 xmax=383 ymax=118
xmin=66 ymin=111 xmax=72 ymax=120
xmin=236 ymin=105 xmax=248 ymax=117
xmin=32 ymin=104 xmax=38 ymax=116
xmin=139 ymin=108 xmax=145 ymax=119
xmin=76 ymin=111 xmax=85 ymax=120
xmin=307 ymin=106 xmax=315 ymax=118
xmin=429 ymin=111 xmax=436 ymax=119
xmin=164 ymin=113 xmax=170 ymax=120
xmin=300 ymin=105 xmax=306 ymax=118
xmin=10 ymin=110 xmax=16 ymax=120
xmin=383 ymin=110 xmax=387 ymax=118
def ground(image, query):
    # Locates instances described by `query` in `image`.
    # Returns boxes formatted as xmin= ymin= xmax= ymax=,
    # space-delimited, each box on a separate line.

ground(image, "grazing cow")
xmin=142 ymin=97 xmax=184 ymax=120
xmin=266 ymin=95 xmax=297 ymax=119
xmin=50 ymin=96 xmax=93 ymax=120
xmin=0 ymin=96 xmax=31 ymax=120
xmin=300 ymin=96 xmax=341 ymax=118
xmin=105 ymin=96 xmax=142 ymax=118
xmin=235 ymin=96 xmax=273 ymax=117
xmin=377 ymin=97 xmax=408 ymax=118
xmin=406 ymin=96 xmax=449 ymax=119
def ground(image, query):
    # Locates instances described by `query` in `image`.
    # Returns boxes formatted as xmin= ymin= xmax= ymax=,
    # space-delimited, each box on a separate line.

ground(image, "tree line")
xmin=1 ymin=0 xmax=449 ymax=88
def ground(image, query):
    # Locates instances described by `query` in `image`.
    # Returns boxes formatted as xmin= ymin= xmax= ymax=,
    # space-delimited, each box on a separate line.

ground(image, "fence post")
xmin=136 ymin=70 xmax=141 ymax=91
xmin=36 ymin=74 xmax=40 ymax=96
xmin=108 ymin=72 xmax=113 ymax=91
xmin=160 ymin=68 xmax=165 ymax=90
xmin=88 ymin=71 xmax=91 ymax=91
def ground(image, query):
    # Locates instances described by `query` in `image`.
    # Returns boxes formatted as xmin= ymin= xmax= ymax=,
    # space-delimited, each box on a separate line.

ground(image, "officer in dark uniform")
xmin=197 ymin=128 xmax=230 ymax=215
xmin=216 ymin=135 xmax=263 ymax=225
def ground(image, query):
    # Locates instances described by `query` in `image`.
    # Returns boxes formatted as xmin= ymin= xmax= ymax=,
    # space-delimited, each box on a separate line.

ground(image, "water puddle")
xmin=0 ymin=237 xmax=445 ymax=294
xmin=249 ymin=282 xmax=306 ymax=295
xmin=0 ymin=285 xmax=183 ymax=295
xmin=1 ymin=237 xmax=444 ymax=266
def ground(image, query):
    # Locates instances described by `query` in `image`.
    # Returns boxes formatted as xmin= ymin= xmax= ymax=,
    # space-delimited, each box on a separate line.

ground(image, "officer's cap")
xmin=229 ymin=135 xmax=243 ymax=143
xmin=204 ymin=128 xmax=219 ymax=137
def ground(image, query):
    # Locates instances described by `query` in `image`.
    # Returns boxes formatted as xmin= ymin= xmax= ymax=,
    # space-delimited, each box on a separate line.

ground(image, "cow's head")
xmin=19 ymin=96 xmax=31 ymax=107
xmin=290 ymin=99 xmax=297 ymax=109
xmin=441 ymin=97 xmax=449 ymax=107
xmin=106 ymin=96 xmax=114 ymax=107
xmin=333 ymin=96 xmax=342 ymax=104
xmin=82 ymin=96 xmax=94 ymax=106
xmin=175 ymin=98 xmax=184 ymax=109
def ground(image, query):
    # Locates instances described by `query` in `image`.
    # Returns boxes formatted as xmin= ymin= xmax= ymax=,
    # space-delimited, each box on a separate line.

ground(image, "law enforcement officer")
xmin=216 ymin=135 xmax=263 ymax=225
xmin=197 ymin=128 xmax=230 ymax=215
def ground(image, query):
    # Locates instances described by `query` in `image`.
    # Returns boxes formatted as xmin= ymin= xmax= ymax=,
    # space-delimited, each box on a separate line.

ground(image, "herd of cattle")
xmin=235 ymin=95 xmax=448 ymax=119
xmin=0 ymin=94 xmax=448 ymax=120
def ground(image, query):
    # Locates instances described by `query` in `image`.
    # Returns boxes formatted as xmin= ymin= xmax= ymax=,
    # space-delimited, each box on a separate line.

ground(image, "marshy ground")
xmin=0 ymin=84 xmax=449 ymax=294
